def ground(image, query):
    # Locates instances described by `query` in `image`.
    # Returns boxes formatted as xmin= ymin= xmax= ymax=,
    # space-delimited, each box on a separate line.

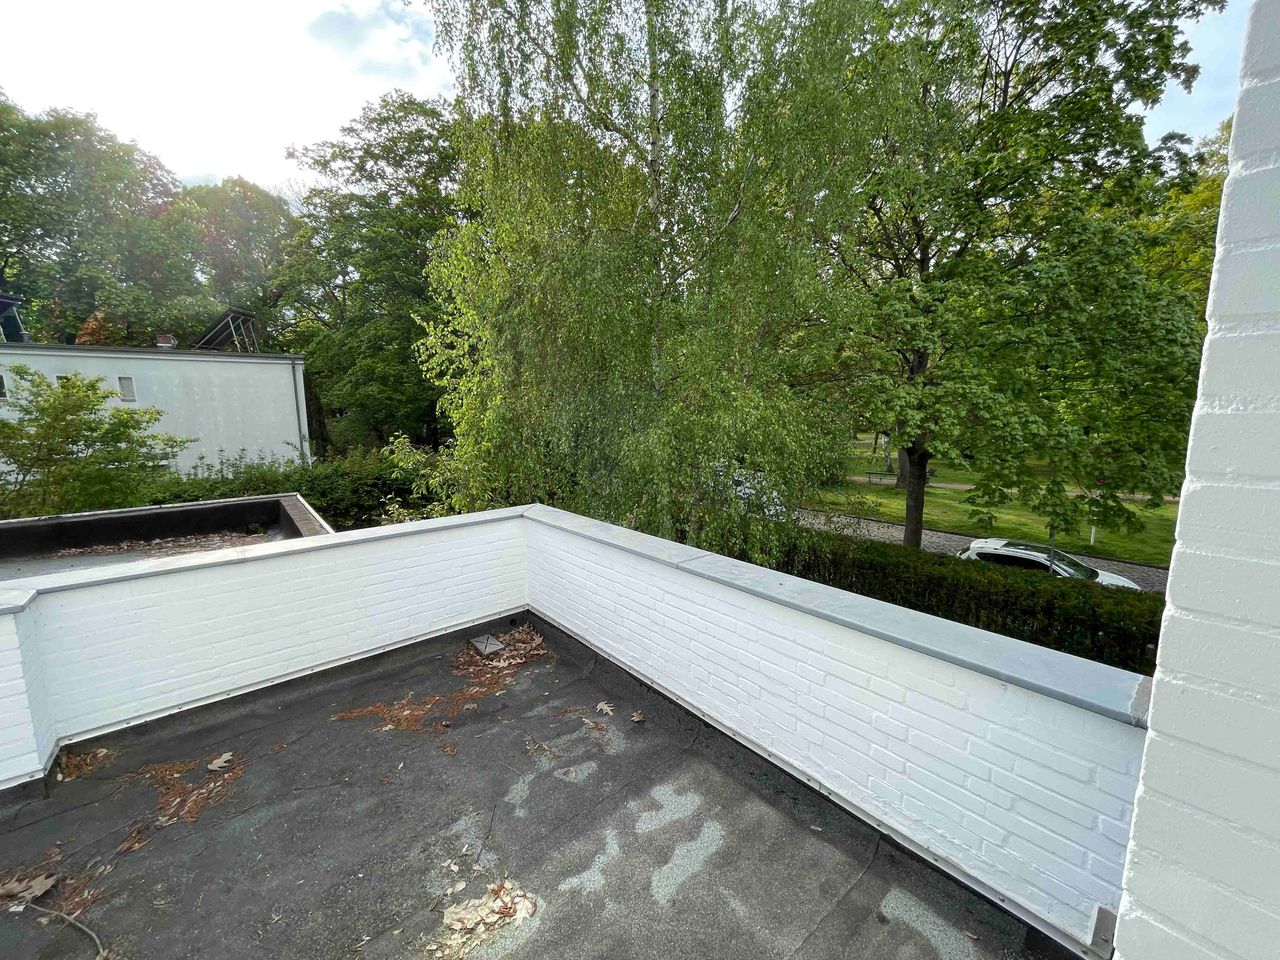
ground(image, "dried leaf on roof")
xmin=331 ymin=627 xmax=551 ymax=755
xmin=124 ymin=753 xmax=244 ymax=827
xmin=0 ymin=873 xmax=57 ymax=904
xmin=55 ymin=747 xmax=114 ymax=781
xmin=426 ymin=880 xmax=537 ymax=958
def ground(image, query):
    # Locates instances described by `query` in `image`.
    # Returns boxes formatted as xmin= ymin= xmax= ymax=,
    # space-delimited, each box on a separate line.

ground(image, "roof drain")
xmin=469 ymin=634 xmax=505 ymax=656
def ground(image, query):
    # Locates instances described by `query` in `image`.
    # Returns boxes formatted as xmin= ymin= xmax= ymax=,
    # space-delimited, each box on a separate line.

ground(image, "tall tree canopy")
xmin=0 ymin=91 xmax=293 ymax=347
xmin=417 ymin=0 xmax=1217 ymax=551
xmin=420 ymin=0 xmax=842 ymax=558
xmin=277 ymin=91 xmax=457 ymax=452
xmin=752 ymin=0 xmax=1217 ymax=545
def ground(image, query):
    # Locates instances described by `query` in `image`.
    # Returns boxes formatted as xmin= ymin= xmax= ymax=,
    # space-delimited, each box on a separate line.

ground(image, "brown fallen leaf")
xmin=117 ymin=823 xmax=151 ymax=853
xmin=596 ymin=701 xmax=614 ymax=716
xmin=631 ymin=711 xmax=645 ymax=722
xmin=207 ymin=752 xmax=234 ymax=772
xmin=0 ymin=873 xmax=57 ymax=903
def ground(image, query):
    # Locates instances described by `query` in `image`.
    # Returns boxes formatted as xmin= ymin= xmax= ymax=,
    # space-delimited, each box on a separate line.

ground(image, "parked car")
xmin=956 ymin=537 xmax=1141 ymax=590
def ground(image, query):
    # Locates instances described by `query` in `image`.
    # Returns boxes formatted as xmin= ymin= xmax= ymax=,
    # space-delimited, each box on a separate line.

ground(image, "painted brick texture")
xmin=525 ymin=518 xmax=1144 ymax=945
xmin=0 ymin=605 xmax=43 ymax=785
xmin=1115 ymin=3 xmax=1280 ymax=959
xmin=0 ymin=514 xmax=527 ymax=788
xmin=2 ymin=506 xmax=1149 ymax=954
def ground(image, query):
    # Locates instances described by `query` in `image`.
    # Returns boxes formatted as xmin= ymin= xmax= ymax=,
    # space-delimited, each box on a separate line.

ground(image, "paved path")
xmin=797 ymin=509 xmax=1169 ymax=593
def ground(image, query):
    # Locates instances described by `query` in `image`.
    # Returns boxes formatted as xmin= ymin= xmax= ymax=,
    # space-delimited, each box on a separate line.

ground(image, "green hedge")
xmin=144 ymin=449 xmax=423 ymax=531
xmin=771 ymin=530 xmax=1161 ymax=675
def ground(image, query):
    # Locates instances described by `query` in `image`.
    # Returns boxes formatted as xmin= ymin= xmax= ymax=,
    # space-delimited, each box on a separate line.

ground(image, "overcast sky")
xmin=1 ymin=0 xmax=1250 ymax=194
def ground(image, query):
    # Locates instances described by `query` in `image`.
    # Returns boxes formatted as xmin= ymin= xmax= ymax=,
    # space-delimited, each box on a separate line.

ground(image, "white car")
xmin=956 ymin=538 xmax=1141 ymax=590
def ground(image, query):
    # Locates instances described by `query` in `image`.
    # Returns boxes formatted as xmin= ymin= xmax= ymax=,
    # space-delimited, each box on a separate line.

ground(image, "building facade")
xmin=0 ymin=343 xmax=309 ymax=472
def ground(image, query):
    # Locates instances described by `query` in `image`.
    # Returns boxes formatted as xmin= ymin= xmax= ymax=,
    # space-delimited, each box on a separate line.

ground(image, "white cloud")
xmin=0 ymin=0 xmax=452 ymax=193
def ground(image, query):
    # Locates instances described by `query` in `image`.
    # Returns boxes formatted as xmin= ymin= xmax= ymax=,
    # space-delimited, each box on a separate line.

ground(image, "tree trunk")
xmin=895 ymin=447 xmax=910 ymax=488
xmin=902 ymin=443 xmax=932 ymax=549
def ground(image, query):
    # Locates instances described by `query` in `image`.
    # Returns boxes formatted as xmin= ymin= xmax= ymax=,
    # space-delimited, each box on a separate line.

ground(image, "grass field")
xmin=813 ymin=446 xmax=1178 ymax=566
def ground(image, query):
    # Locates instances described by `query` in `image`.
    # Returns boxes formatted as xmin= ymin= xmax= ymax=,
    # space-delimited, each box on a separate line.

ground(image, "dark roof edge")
xmin=0 ymin=342 xmax=303 ymax=362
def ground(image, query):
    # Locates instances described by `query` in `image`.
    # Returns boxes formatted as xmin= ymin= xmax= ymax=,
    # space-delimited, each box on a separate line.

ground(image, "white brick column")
xmin=1115 ymin=2 xmax=1280 ymax=958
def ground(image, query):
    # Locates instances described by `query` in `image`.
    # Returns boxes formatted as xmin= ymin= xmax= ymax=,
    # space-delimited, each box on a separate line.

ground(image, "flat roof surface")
xmin=0 ymin=617 xmax=1071 ymax=960
xmin=0 ymin=528 xmax=284 ymax=581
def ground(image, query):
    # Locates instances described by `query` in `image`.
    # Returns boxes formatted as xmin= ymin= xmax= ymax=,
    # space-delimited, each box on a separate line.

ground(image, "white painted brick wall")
xmin=2 ymin=504 xmax=1148 ymax=954
xmin=525 ymin=516 xmax=1145 ymax=947
xmin=0 ymin=602 xmax=43 ymax=786
xmin=1115 ymin=2 xmax=1280 ymax=958
xmin=0 ymin=511 xmax=528 ymax=788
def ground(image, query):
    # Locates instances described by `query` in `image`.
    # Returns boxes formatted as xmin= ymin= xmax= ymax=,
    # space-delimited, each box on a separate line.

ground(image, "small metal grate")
xmin=469 ymin=634 xmax=505 ymax=656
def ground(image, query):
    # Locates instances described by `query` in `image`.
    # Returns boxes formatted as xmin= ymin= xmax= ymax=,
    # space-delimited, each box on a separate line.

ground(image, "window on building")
xmin=117 ymin=376 xmax=136 ymax=402
xmin=56 ymin=375 xmax=70 ymax=386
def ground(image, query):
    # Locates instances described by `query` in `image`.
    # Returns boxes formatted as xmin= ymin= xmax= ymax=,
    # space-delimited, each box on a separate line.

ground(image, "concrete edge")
xmin=525 ymin=505 xmax=1149 ymax=728
xmin=0 ymin=491 xmax=309 ymax=526
xmin=0 ymin=587 xmax=38 ymax=615
xmin=290 ymin=493 xmax=336 ymax=534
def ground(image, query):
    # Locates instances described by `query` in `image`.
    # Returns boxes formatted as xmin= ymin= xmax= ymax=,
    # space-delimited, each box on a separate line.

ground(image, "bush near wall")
xmin=145 ymin=449 xmax=423 ymax=531
xmin=773 ymin=530 xmax=1161 ymax=675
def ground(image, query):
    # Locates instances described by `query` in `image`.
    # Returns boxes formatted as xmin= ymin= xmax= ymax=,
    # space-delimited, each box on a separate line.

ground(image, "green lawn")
xmin=808 ymin=481 xmax=1177 ymax=567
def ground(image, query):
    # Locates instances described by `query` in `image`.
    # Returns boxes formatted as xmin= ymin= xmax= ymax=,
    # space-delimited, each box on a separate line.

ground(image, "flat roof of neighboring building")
xmin=0 ymin=494 xmax=331 ymax=582
xmin=0 ymin=341 xmax=303 ymax=362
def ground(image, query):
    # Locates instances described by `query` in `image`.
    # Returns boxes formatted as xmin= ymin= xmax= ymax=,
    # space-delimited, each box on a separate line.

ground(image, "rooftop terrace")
xmin=0 ymin=615 xmax=1070 ymax=960
xmin=0 ymin=506 xmax=1145 ymax=959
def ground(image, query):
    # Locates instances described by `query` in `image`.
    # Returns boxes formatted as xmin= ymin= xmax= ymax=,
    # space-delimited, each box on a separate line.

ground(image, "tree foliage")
xmin=277 ymin=92 xmax=456 ymax=452
xmin=0 ymin=91 xmax=293 ymax=346
xmin=420 ymin=0 xmax=843 ymax=559
xmin=754 ymin=0 xmax=1217 ymax=545
xmin=0 ymin=365 xmax=190 ymax=518
xmin=414 ymin=0 xmax=1218 ymax=552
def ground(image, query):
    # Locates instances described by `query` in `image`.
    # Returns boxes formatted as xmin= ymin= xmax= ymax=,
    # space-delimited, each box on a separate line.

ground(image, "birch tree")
xmin=420 ymin=0 xmax=842 ymax=557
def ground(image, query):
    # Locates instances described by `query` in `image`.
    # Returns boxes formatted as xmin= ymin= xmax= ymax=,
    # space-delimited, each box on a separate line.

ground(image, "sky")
xmin=1 ymin=0 xmax=452 ymax=193
xmin=0 ymin=0 xmax=1251 ymax=194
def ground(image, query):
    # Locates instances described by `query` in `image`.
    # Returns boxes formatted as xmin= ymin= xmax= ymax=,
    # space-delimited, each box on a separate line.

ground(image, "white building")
xmin=0 ymin=342 xmax=309 ymax=472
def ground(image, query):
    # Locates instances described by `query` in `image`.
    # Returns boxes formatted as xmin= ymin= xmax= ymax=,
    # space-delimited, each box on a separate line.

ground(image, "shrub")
xmin=0 ymin=365 xmax=190 ymax=519
xmin=772 ymin=529 xmax=1162 ymax=675
xmin=145 ymin=448 xmax=429 ymax=531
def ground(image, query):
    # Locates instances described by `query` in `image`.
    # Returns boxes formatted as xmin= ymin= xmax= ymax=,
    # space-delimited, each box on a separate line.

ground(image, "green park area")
xmin=809 ymin=446 xmax=1178 ymax=567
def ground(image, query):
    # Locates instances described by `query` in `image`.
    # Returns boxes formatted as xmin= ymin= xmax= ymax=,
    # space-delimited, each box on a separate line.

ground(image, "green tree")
xmin=0 ymin=92 xmax=215 ymax=344
xmin=419 ymin=0 xmax=843 ymax=558
xmin=0 ymin=365 xmax=190 ymax=518
xmin=185 ymin=177 xmax=296 ymax=329
xmin=1141 ymin=118 xmax=1229 ymax=330
xmin=1 ymin=92 xmax=294 ymax=348
xmin=277 ymin=92 xmax=455 ymax=451
xmin=762 ymin=0 xmax=1216 ymax=546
